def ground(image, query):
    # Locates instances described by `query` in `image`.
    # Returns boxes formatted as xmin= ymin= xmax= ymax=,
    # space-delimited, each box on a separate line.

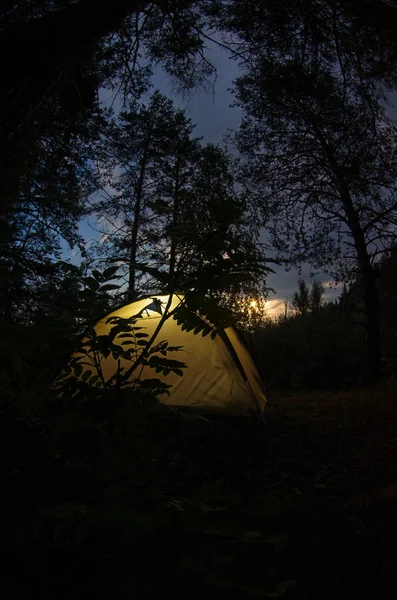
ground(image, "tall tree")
xmin=93 ymin=91 xmax=182 ymax=300
xmin=94 ymin=91 xmax=269 ymax=316
xmin=158 ymin=129 xmax=268 ymax=307
xmin=0 ymin=98 xmax=100 ymax=321
xmin=291 ymin=279 xmax=324 ymax=316
xmin=232 ymin=7 xmax=397 ymax=381
xmin=310 ymin=280 xmax=325 ymax=313
xmin=291 ymin=280 xmax=311 ymax=317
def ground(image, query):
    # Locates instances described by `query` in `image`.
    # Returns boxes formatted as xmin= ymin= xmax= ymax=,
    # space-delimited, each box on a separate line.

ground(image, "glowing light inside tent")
xmin=141 ymin=298 xmax=164 ymax=316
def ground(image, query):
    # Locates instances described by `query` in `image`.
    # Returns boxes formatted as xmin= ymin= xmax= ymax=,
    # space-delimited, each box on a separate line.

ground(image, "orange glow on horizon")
xmin=264 ymin=299 xmax=286 ymax=317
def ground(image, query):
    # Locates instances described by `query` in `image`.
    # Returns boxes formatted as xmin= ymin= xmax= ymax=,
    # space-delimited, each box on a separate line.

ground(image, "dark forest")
xmin=1 ymin=2 xmax=397 ymax=598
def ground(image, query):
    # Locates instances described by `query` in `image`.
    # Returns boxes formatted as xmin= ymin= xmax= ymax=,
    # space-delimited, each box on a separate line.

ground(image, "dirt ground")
xmin=3 ymin=387 xmax=397 ymax=599
xmin=154 ymin=388 xmax=397 ymax=598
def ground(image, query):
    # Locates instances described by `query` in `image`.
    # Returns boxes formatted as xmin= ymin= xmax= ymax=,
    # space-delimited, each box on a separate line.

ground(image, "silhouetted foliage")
xmin=231 ymin=1 xmax=397 ymax=381
xmin=253 ymin=270 xmax=397 ymax=390
xmin=291 ymin=280 xmax=311 ymax=317
xmin=254 ymin=296 xmax=364 ymax=390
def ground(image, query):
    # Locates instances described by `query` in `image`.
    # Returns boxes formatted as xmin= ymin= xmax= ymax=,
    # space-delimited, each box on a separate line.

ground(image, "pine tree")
xmin=310 ymin=281 xmax=324 ymax=313
xmin=291 ymin=280 xmax=311 ymax=317
xmin=94 ymin=91 xmax=269 ymax=318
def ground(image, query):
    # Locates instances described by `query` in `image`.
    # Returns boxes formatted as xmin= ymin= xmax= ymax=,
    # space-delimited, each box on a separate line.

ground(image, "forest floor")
xmin=151 ymin=387 xmax=397 ymax=599
xmin=3 ymin=385 xmax=397 ymax=599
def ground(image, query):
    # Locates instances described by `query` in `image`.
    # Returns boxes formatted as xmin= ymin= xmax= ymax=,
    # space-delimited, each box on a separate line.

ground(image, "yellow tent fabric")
xmin=72 ymin=294 xmax=266 ymax=415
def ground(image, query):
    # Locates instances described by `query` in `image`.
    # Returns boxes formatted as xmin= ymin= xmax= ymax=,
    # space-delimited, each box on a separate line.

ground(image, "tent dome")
xmin=66 ymin=294 xmax=266 ymax=415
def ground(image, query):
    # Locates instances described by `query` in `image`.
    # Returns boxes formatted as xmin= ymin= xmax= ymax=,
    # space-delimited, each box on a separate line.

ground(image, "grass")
xmin=2 ymin=386 xmax=397 ymax=598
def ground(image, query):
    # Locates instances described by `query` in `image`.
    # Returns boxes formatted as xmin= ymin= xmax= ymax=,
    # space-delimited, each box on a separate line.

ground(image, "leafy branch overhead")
xmin=55 ymin=308 xmax=187 ymax=401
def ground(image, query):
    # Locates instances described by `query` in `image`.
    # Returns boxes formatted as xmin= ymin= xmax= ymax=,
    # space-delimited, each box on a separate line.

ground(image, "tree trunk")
xmin=341 ymin=211 xmax=382 ymax=383
xmin=168 ymin=154 xmax=181 ymax=289
xmin=323 ymin=142 xmax=382 ymax=382
xmin=363 ymin=268 xmax=382 ymax=383
xmin=127 ymin=151 xmax=148 ymax=302
xmin=127 ymin=204 xmax=141 ymax=302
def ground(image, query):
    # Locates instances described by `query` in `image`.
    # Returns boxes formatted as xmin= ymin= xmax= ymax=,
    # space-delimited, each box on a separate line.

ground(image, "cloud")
xmin=265 ymin=298 xmax=286 ymax=317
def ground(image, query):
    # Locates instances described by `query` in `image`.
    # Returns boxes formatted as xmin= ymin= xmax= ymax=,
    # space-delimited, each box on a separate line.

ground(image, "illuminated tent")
xmin=69 ymin=294 xmax=266 ymax=416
